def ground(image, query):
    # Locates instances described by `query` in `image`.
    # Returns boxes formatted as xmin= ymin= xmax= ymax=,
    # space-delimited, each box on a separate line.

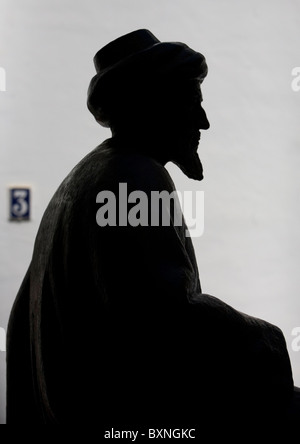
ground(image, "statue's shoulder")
xmin=49 ymin=140 xmax=175 ymax=213
xmin=67 ymin=139 xmax=174 ymax=193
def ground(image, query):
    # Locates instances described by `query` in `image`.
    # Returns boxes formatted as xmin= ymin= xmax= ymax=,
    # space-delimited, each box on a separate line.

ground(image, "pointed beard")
xmin=172 ymin=151 xmax=204 ymax=181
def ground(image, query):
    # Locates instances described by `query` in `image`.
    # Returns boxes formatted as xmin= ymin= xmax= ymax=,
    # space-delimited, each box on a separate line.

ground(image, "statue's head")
xmin=88 ymin=29 xmax=210 ymax=181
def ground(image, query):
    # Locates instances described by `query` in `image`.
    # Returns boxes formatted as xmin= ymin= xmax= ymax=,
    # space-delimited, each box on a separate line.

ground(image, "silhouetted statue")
xmin=7 ymin=29 xmax=299 ymax=431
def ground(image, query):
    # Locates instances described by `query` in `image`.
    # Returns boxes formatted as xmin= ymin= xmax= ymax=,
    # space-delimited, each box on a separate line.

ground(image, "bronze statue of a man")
xmin=7 ymin=29 xmax=299 ymax=429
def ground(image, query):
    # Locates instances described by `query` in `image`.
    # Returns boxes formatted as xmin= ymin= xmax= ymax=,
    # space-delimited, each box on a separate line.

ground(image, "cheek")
xmin=167 ymin=112 xmax=190 ymax=128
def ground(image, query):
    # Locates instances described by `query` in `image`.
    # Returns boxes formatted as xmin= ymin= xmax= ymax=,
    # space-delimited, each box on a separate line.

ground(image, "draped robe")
xmin=7 ymin=140 xmax=297 ymax=427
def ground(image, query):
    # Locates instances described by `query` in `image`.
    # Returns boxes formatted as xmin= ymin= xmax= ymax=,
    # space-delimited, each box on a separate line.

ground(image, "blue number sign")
xmin=9 ymin=188 xmax=31 ymax=221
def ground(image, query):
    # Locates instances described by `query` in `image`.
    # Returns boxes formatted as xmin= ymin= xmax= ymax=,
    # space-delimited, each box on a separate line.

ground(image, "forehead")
xmin=176 ymin=79 xmax=203 ymax=101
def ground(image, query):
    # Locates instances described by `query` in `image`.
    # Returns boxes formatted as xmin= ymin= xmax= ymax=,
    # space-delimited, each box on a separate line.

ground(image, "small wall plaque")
xmin=9 ymin=187 xmax=31 ymax=221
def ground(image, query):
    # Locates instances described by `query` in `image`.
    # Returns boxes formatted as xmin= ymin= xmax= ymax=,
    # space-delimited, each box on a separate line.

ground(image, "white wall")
xmin=0 ymin=0 xmax=300 ymax=424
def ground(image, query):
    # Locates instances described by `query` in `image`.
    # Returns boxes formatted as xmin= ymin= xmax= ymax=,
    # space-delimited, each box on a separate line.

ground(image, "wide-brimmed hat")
xmin=87 ymin=29 xmax=208 ymax=127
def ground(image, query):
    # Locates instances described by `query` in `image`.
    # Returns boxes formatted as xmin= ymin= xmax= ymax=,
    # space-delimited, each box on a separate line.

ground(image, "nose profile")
xmin=198 ymin=106 xmax=210 ymax=130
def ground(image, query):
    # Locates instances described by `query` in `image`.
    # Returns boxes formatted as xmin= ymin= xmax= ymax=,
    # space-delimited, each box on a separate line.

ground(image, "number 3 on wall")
xmin=9 ymin=188 xmax=31 ymax=221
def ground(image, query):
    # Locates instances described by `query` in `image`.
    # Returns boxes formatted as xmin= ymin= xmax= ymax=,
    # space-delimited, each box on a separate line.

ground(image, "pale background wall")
xmin=0 ymin=0 xmax=300 ymax=424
